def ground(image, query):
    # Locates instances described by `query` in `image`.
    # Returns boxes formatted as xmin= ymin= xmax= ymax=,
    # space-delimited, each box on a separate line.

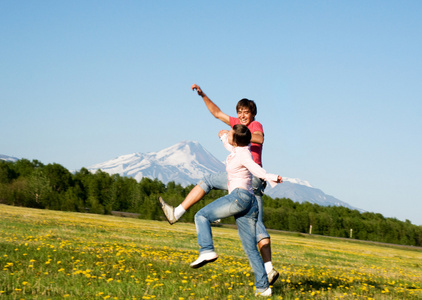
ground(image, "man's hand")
xmin=191 ymin=84 xmax=204 ymax=96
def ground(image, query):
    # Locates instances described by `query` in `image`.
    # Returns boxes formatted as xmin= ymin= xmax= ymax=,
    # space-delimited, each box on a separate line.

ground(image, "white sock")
xmin=174 ymin=205 xmax=186 ymax=220
xmin=264 ymin=262 xmax=273 ymax=274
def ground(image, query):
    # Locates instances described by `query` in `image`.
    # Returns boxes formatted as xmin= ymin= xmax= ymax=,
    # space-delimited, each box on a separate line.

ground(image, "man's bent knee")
xmin=258 ymin=237 xmax=270 ymax=247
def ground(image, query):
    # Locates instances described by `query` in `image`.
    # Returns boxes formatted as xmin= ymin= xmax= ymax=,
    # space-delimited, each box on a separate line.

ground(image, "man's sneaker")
xmin=255 ymin=287 xmax=272 ymax=297
xmin=267 ymin=268 xmax=279 ymax=286
xmin=158 ymin=197 xmax=177 ymax=225
xmin=190 ymin=251 xmax=218 ymax=268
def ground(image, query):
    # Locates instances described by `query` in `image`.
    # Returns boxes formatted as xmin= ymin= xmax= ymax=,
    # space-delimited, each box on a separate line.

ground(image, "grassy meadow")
xmin=1 ymin=204 xmax=421 ymax=300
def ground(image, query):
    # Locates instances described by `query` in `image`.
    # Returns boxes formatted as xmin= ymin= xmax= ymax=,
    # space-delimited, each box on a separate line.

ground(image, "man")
xmin=159 ymin=84 xmax=279 ymax=285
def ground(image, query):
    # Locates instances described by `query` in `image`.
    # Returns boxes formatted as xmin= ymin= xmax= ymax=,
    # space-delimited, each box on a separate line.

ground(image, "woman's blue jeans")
xmin=198 ymin=172 xmax=270 ymax=242
xmin=194 ymin=188 xmax=269 ymax=291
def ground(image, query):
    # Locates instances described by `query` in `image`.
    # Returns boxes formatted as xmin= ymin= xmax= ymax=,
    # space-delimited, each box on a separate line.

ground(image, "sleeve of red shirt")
xmin=248 ymin=120 xmax=264 ymax=135
xmin=229 ymin=116 xmax=239 ymax=127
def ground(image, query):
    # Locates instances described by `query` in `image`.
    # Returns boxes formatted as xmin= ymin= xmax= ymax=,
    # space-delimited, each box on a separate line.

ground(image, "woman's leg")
xmin=194 ymin=190 xmax=245 ymax=253
xmin=234 ymin=193 xmax=269 ymax=292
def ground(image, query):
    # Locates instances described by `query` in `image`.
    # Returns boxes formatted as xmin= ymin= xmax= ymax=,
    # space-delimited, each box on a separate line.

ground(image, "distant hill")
xmin=88 ymin=141 xmax=362 ymax=211
xmin=88 ymin=141 xmax=225 ymax=187
xmin=0 ymin=154 xmax=19 ymax=162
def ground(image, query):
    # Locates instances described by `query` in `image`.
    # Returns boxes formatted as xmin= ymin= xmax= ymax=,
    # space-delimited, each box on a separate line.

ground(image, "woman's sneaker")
xmin=255 ymin=287 xmax=272 ymax=297
xmin=190 ymin=251 xmax=218 ymax=268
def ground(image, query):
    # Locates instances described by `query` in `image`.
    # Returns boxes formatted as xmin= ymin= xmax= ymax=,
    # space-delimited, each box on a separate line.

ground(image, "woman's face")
xmin=237 ymin=107 xmax=254 ymax=126
xmin=227 ymin=129 xmax=235 ymax=146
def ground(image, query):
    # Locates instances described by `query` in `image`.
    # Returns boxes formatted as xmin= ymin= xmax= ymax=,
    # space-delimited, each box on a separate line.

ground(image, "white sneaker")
xmin=267 ymin=268 xmax=279 ymax=286
xmin=158 ymin=197 xmax=177 ymax=225
xmin=190 ymin=251 xmax=218 ymax=268
xmin=255 ymin=287 xmax=272 ymax=297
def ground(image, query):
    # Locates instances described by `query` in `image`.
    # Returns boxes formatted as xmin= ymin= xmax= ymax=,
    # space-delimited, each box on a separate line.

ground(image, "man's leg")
xmin=256 ymin=234 xmax=279 ymax=286
xmin=159 ymin=172 xmax=228 ymax=224
xmin=258 ymin=238 xmax=271 ymax=263
xmin=180 ymin=185 xmax=206 ymax=210
xmin=253 ymin=176 xmax=279 ymax=285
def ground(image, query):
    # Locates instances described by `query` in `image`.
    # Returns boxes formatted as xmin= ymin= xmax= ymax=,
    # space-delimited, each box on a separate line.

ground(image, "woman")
xmin=189 ymin=124 xmax=282 ymax=297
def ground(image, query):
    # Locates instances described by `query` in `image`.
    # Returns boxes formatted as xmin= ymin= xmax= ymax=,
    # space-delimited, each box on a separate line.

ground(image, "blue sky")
xmin=1 ymin=1 xmax=421 ymax=225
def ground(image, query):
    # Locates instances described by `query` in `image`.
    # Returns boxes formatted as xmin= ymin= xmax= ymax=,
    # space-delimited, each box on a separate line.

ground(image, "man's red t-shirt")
xmin=229 ymin=116 xmax=264 ymax=167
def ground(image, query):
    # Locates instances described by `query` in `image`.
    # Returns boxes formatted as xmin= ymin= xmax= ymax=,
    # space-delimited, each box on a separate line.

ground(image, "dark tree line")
xmin=1 ymin=159 xmax=421 ymax=247
xmin=0 ymin=159 xmax=225 ymax=220
xmin=262 ymin=197 xmax=422 ymax=246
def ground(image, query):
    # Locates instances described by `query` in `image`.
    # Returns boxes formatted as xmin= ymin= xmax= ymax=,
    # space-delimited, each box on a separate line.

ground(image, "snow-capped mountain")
xmin=265 ymin=179 xmax=361 ymax=210
xmin=88 ymin=141 xmax=226 ymax=187
xmin=0 ymin=154 xmax=19 ymax=162
xmin=88 ymin=141 xmax=361 ymax=210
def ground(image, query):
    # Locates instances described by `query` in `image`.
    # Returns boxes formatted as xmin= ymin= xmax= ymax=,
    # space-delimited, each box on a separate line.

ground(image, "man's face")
xmin=237 ymin=107 xmax=254 ymax=126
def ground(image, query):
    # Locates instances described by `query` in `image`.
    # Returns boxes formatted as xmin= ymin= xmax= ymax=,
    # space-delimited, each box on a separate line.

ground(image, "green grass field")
xmin=1 ymin=204 xmax=421 ymax=299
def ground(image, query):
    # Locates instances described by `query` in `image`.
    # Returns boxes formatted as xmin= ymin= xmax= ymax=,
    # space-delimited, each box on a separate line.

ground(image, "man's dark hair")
xmin=236 ymin=98 xmax=257 ymax=116
xmin=233 ymin=124 xmax=251 ymax=147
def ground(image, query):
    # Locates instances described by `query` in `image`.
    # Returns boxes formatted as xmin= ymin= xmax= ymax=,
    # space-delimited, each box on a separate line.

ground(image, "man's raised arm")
xmin=191 ymin=84 xmax=230 ymax=126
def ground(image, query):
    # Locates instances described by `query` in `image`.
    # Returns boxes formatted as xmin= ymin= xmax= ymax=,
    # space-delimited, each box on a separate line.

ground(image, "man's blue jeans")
xmin=198 ymin=172 xmax=270 ymax=242
xmin=194 ymin=188 xmax=269 ymax=292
